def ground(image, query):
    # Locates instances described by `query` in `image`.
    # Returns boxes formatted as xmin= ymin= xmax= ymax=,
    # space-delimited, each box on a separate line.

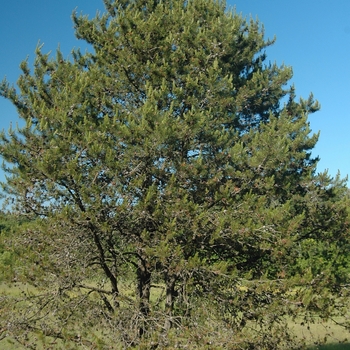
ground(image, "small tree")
xmin=1 ymin=0 xmax=349 ymax=348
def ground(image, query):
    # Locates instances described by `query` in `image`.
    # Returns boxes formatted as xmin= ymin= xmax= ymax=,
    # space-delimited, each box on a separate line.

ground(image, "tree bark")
xmin=164 ymin=275 xmax=176 ymax=331
xmin=136 ymin=262 xmax=151 ymax=337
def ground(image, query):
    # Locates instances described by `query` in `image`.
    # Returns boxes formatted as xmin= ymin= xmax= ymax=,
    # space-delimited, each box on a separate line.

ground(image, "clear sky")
xmin=0 ymin=0 xmax=349 ymax=183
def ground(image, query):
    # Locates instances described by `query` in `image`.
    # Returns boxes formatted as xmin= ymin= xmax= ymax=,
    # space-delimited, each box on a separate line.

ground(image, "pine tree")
xmin=0 ymin=0 xmax=349 ymax=348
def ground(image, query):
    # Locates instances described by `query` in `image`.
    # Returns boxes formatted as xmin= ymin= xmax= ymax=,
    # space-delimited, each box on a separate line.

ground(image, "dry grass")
xmin=1 ymin=283 xmax=350 ymax=349
xmin=290 ymin=317 xmax=349 ymax=349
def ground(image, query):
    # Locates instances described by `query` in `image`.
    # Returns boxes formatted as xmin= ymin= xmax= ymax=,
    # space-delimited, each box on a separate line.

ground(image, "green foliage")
xmin=0 ymin=213 xmax=27 ymax=282
xmin=0 ymin=0 xmax=349 ymax=348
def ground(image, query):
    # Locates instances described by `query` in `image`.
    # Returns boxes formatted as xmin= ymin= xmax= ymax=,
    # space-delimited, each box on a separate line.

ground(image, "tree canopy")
xmin=0 ymin=0 xmax=349 ymax=348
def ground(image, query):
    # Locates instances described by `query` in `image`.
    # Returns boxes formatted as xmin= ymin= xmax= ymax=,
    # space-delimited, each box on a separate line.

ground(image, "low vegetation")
xmin=1 ymin=280 xmax=349 ymax=349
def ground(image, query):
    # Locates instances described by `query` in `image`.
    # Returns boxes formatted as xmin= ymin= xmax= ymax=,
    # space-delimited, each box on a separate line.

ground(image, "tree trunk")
xmin=164 ymin=275 xmax=176 ymax=331
xmin=136 ymin=263 xmax=151 ymax=337
xmin=90 ymin=224 xmax=120 ymax=309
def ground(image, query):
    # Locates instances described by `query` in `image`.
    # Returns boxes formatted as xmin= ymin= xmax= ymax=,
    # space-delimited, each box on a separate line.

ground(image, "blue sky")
xmin=0 ymin=0 xmax=349 ymax=183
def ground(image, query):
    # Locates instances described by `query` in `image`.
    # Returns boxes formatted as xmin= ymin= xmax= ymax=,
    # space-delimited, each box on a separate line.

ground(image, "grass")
xmin=0 ymin=281 xmax=36 ymax=296
xmin=1 ymin=282 xmax=350 ymax=349
xmin=290 ymin=316 xmax=349 ymax=350
xmin=309 ymin=344 xmax=350 ymax=350
xmin=0 ymin=282 xmax=76 ymax=349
